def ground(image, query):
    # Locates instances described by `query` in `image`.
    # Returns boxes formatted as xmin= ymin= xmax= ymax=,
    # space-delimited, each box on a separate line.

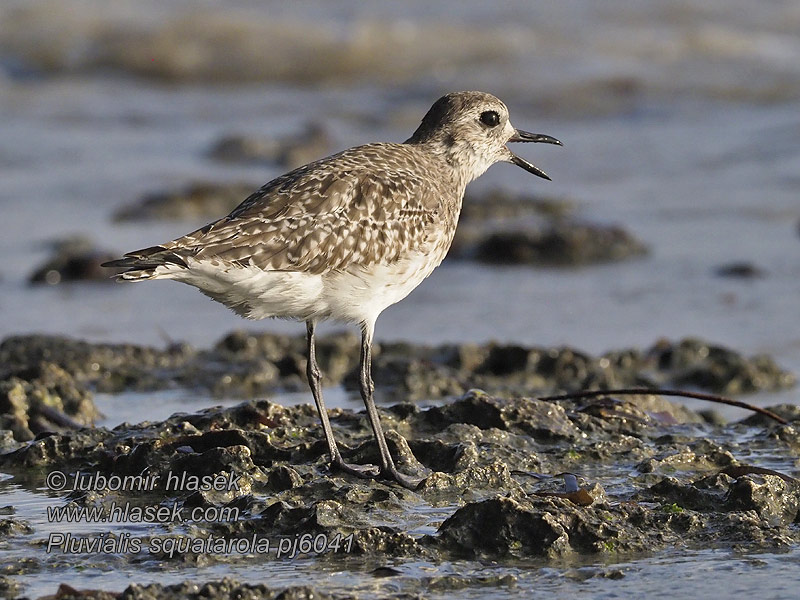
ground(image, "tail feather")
xmin=102 ymin=245 xmax=189 ymax=281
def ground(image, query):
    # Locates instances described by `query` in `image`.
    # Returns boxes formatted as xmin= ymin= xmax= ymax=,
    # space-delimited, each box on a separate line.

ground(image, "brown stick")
xmin=36 ymin=405 xmax=85 ymax=430
xmin=537 ymin=387 xmax=788 ymax=425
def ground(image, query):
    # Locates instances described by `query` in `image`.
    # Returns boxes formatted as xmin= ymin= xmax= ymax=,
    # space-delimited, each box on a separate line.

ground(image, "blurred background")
xmin=1 ymin=0 xmax=799 ymax=394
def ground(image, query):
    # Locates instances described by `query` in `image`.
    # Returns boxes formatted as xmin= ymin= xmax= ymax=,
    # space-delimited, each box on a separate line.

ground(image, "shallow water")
xmin=3 ymin=476 xmax=799 ymax=599
xmin=0 ymin=452 xmax=800 ymax=599
xmin=1 ymin=0 xmax=799 ymax=597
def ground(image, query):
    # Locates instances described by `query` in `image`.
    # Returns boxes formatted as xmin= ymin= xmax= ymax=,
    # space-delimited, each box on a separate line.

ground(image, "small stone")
xmin=714 ymin=262 xmax=766 ymax=278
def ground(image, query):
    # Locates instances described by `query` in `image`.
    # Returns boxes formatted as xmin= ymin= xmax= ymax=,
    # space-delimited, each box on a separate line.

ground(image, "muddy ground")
xmin=0 ymin=332 xmax=798 ymax=599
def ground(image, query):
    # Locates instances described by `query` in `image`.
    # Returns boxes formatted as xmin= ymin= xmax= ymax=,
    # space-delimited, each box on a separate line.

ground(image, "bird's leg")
xmin=305 ymin=320 xmax=379 ymax=478
xmin=358 ymin=322 xmax=423 ymax=490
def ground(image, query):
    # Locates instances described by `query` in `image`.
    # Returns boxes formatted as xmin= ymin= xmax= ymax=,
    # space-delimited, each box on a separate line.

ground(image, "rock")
xmin=407 ymin=439 xmax=480 ymax=473
xmin=214 ymin=330 xmax=303 ymax=363
xmin=265 ymin=465 xmax=304 ymax=491
xmin=636 ymin=439 xmax=735 ymax=476
xmin=725 ymin=474 xmax=800 ymax=526
xmin=577 ymin=393 xmax=706 ymax=426
xmin=207 ymin=122 xmax=331 ymax=169
xmin=0 ymin=334 xmax=197 ymax=393
xmin=714 ymin=262 xmax=767 ymax=278
xmin=359 ymin=354 xmax=466 ymax=401
xmin=450 ymin=190 xmax=648 ymax=268
xmin=648 ymin=337 xmax=797 ymax=394
xmin=214 ymin=330 xmax=360 ymax=386
xmin=0 ymin=333 xmax=793 ymax=405
xmin=643 ymin=471 xmax=800 ymax=528
xmin=0 ymin=427 xmax=111 ymax=469
xmin=28 ymin=237 xmax=122 ymax=284
xmin=0 ymin=361 xmax=100 ymax=441
xmin=461 ymin=189 xmax=575 ymax=221
xmin=645 ymin=473 xmax=729 ymax=509
xmin=429 ymin=495 xmax=647 ymax=557
xmin=417 ymin=391 xmax=582 ymax=443
xmin=170 ymin=445 xmax=258 ymax=499
xmin=473 ymin=222 xmax=648 ymax=266
xmin=118 ymin=579 xmax=338 ymax=600
xmin=420 ymin=463 xmax=524 ymax=494
xmin=739 ymin=404 xmax=800 ymax=426
xmin=0 ymin=430 xmax=17 ymax=452
xmin=42 ymin=584 xmax=118 ymax=600
xmin=113 ymin=182 xmax=257 ymax=222
xmin=0 ymin=517 xmax=33 ymax=537
xmin=0 ymin=576 xmax=21 ymax=598
xmin=432 ymin=496 xmax=566 ymax=557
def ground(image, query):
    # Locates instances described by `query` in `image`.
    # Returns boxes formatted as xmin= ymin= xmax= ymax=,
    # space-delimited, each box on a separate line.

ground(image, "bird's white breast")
xmin=321 ymin=250 xmax=444 ymax=325
xmin=173 ymin=248 xmax=444 ymax=325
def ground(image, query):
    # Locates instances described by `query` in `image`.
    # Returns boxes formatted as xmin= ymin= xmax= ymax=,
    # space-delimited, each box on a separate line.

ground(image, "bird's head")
xmin=406 ymin=91 xmax=562 ymax=183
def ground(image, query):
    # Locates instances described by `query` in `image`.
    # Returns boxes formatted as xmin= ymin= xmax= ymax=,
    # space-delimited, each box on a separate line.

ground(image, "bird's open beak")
xmin=507 ymin=129 xmax=562 ymax=181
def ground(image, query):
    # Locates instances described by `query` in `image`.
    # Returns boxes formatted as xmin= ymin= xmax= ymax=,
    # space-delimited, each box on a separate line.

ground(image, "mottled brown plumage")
xmin=104 ymin=91 xmax=561 ymax=488
xmin=174 ymin=143 xmax=453 ymax=275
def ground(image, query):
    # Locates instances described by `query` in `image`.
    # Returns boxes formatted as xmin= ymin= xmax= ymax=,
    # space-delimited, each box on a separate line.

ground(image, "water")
xmin=4 ymin=474 xmax=800 ymax=599
xmin=1 ymin=0 xmax=799 ymax=596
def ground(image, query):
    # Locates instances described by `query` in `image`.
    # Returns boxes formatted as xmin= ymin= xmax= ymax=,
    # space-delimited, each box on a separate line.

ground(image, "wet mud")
xmin=0 ymin=332 xmax=798 ymax=598
xmin=1 ymin=332 xmax=794 ymax=424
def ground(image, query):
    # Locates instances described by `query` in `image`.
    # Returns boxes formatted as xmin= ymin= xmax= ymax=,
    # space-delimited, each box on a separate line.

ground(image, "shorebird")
xmin=104 ymin=91 xmax=561 ymax=488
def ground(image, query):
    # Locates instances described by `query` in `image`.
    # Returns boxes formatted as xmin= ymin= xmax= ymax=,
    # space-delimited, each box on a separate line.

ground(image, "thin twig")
xmin=537 ymin=387 xmax=788 ymax=425
xmin=36 ymin=405 xmax=85 ymax=430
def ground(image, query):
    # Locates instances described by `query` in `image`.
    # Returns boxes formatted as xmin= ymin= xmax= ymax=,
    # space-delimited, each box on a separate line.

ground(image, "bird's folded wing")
xmin=164 ymin=151 xmax=443 ymax=275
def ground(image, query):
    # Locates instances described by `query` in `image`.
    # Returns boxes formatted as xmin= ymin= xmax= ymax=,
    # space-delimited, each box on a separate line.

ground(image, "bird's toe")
xmin=331 ymin=459 xmax=381 ymax=479
xmin=382 ymin=467 xmax=425 ymax=490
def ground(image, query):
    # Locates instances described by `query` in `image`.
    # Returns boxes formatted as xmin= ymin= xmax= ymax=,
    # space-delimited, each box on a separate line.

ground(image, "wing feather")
xmin=161 ymin=143 xmax=446 ymax=275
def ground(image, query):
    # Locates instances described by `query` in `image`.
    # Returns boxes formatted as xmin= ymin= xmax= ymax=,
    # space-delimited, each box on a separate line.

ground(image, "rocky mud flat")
xmin=0 ymin=332 xmax=798 ymax=598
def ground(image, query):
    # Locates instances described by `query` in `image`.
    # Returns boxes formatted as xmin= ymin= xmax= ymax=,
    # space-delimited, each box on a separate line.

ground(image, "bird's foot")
xmin=381 ymin=466 xmax=425 ymax=490
xmin=330 ymin=457 xmax=381 ymax=479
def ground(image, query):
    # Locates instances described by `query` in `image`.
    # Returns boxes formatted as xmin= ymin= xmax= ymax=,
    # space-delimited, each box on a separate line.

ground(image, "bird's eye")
xmin=479 ymin=111 xmax=500 ymax=127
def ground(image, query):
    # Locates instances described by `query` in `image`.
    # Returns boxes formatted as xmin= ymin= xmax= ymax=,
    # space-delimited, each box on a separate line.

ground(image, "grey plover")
xmin=103 ymin=91 xmax=561 ymax=489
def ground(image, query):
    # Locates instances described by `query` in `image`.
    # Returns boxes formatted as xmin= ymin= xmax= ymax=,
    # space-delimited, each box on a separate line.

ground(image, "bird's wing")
xmin=163 ymin=145 xmax=445 ymax=275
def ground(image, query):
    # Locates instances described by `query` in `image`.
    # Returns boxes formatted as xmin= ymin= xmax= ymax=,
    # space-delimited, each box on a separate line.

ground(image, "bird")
xmin=103 ymin=91 xmax=562 ymax=489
